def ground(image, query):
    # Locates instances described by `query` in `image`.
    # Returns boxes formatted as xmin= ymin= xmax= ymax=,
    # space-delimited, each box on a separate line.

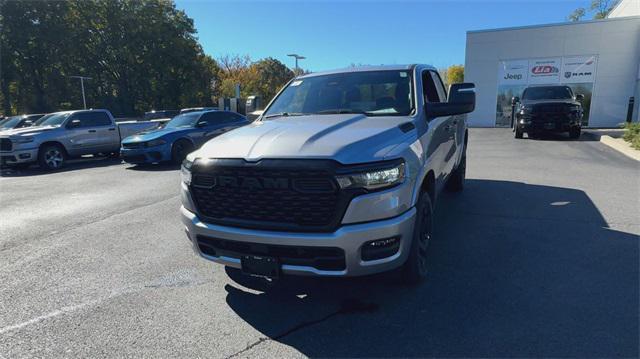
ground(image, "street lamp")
xmin=69 ymin=75 xmax=92 ymax=109
xmin=287 ymin=54 xmax=306 ymax=74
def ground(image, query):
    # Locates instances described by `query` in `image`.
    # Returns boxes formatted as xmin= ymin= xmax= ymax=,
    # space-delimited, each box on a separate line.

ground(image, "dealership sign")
xmin=498 ymin=59 xmax=528 ymax=85
xmin=561 ymin=56 xmax=597 ymax=83
xmin=498 ymin=55 xmax=598 ymax=85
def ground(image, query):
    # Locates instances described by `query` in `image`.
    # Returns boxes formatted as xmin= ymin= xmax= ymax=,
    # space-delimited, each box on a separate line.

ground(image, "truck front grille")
xmin=0 ymin=139 xmax=12 ymax=151
xmin=189 ymin=159 xmax=356 ymax=232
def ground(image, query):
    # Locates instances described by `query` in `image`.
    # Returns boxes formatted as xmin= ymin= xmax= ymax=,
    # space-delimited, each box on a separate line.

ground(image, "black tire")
xmin=399 ymin=191 xmax=434 ymax=284
xmin=515 ymin=126 xmax=524 ymax=139
xmin=38 ymin=144 xmax=66 ymax=170
xmin=446 ymin=148 xmax=466 ymax=192
xmin=569 ymin=127 xmax=581 ymax=139
xmin=171 ymin=139 xmax=194 ymax=164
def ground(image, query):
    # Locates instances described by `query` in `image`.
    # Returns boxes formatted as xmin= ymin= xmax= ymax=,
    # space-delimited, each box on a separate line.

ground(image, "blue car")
xmin=120 ymin=110 xmax=249 ymax=164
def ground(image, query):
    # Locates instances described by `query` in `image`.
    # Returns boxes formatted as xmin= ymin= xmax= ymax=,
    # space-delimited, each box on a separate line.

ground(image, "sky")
xmin=174 ymin=0 xmax=589 ymax=71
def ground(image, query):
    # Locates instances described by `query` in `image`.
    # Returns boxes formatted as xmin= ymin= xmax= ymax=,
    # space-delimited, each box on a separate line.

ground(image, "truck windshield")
xmin=522 ymin=86 xmax=573 ymax=100
xmin=264 ymin=70 xmax=414 ymax=118
xmin=165 ymin=113 xmax=201 ymax=128
xmin=38 ymin=112 xmax=72 ymax=127
xmin=0 ymin=116 xmax=21 ymax=129
xmin=34 ymin=114 xmax=54 ymax=126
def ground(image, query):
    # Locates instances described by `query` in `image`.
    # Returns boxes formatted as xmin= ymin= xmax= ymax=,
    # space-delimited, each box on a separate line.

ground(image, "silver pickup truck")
xmin=180 ymin=65 xmax=475 ymax=284
xmin=0 ymin=109 xmax=159 ymax=170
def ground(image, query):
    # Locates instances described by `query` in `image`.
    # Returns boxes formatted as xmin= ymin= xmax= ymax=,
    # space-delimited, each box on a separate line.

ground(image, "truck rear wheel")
xmin=400 ymin=190 xmax=433 ymax=284
xmin=38 ymin=144 xmax=66 ymax=170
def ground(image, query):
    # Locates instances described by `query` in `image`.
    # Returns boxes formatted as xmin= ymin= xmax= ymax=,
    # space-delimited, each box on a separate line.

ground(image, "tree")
xmin=216 ymin=55 xmax=293 ymax=103
xmin=0 ymin=0 xmax=220 ymax=116
xmin=567 ymin=0 xmax=615 ymax=21
xmin=568 ymin=8 xmax=586 ymax=21
xmin=590 ymin=0 xmax=615 ymax=19
xmin=445 ymin=65 xmax=464 ymax=86
xmin=250 ymin=57 xmax=294 ymax=103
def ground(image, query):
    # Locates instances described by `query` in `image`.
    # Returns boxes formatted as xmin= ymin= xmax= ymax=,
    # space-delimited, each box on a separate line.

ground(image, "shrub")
xmin=622 ymin=122 xmax=640 ymax=150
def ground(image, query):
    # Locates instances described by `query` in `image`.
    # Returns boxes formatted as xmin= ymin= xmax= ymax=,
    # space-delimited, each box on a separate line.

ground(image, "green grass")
xmin=622 ymin=122 xmax=640 ymax=150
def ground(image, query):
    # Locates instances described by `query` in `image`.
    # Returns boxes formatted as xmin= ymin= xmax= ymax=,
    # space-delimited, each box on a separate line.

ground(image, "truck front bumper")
xmin=0 ymin=148 xmax=38 ymax=165
xmin=120 ymin=145 xmax=171 ymax=164
xmin=181 ymin=205 xmax=416 ymax=277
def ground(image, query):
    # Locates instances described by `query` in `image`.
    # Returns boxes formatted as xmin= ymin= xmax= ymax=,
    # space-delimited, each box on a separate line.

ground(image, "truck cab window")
xmin=422 ymin=71 xmax=441 ymax=103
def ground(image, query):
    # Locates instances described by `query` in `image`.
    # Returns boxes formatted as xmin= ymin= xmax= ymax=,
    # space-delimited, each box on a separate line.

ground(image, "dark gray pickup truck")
xmin=512 ymin=85 xmax=584 ymax=139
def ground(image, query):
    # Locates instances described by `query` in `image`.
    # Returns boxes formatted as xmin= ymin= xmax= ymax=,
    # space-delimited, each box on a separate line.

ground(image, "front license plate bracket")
xmin=241 ymin=255 xmax=280 ymax=278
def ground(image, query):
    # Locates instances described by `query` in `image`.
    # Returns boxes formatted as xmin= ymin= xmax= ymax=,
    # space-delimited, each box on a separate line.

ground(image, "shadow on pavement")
xmin=224 ymin=179 xmax=639 ymax=357
xmin=124 ymin=163 xmax=180 ymax=171
xmin=0 ymin=156 xmax=123 ymax=177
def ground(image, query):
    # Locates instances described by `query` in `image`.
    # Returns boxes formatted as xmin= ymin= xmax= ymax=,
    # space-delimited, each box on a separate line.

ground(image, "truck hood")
xmin=122 ymin=126 xmax=191 ymax=143
xmin=0 ymin=125 xmax=59 ymax=138
xmin=196 ymin=114 xmax=413 ymax=164
xmin=521 ymin=99 xmax=581 ymax=106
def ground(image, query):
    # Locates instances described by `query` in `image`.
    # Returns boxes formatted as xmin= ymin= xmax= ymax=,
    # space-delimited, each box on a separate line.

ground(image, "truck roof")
xmin=297 ymin=64 xmax=434 ymax=79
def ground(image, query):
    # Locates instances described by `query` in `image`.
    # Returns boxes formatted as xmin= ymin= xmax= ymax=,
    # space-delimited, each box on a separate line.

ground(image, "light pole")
xmin=69 ymin=76 xmax=92 ymax=109
xmin=287 ymin=54 xmax=306 ymax=74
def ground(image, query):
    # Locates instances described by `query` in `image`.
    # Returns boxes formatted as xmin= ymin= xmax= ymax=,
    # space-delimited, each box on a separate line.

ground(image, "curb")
xmin=599 ymin=135 xmax=640 ymax=162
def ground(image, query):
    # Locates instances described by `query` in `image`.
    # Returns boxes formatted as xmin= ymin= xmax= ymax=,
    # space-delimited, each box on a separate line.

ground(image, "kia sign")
xmin=528 ymin=58 xmax=562 ymax=84
xmin=561 ymin=55 xmax=598 ymax=83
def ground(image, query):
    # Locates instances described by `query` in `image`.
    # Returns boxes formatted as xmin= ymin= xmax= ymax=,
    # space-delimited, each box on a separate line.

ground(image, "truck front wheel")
xmin=400 ymin=190 xmax=433 ymax=284
xmin=38 ymin=144 xmax=66 ymax=170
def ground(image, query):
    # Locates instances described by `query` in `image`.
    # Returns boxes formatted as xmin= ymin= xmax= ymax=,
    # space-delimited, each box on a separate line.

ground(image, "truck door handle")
xmin=108 ymin=128 xmax=115 ymax=131
xmin=88 ymin=130 xmax=96 ymax=133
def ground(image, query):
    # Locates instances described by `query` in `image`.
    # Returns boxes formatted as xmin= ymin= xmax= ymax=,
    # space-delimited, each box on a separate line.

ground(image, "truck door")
xmin=63 ymin=111 xmax=116 ymax=155
xmin=428 ymin=70 xmax=457 ymax=177
xmin=422 ymin=70 xmax=455 ymax=186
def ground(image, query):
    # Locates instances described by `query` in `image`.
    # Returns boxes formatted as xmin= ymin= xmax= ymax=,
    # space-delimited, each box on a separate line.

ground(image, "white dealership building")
xmin=464 ymin=0 xmax=640 ymax=128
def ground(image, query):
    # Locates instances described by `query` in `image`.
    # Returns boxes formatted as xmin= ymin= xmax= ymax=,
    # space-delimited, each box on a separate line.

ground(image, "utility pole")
xmin=69 ymin=76 xmax=92 ymax=109
xmin=287 ymin=54 xmax=306 ymax=75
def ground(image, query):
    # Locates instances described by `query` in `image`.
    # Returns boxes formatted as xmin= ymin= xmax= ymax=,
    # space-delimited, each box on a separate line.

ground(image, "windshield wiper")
xmin=314 ymin=109 xmax=373 ymax=115
xmin=263 ymin=112 xmax=305 ymax=119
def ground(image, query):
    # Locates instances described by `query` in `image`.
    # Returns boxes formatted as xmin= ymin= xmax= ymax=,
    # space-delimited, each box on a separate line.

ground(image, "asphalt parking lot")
xmin=1 ymin=128 xmax=638 ymax=358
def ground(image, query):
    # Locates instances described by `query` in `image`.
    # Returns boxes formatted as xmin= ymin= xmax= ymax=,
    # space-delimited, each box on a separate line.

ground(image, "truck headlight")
xmin=13 ymin=136 xmax=34 ymax=144
xmin=336 ymin=161 xmax=405 ymax=191
xmin=145 ymin=138 xmax=166 ymax=147
xmin=519 ymin=105 xmax=533 ymax=115
xmin=181 ymin=158 xmax=193 ymax=185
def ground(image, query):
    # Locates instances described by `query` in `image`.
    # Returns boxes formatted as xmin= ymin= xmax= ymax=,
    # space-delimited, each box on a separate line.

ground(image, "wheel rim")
xmin=45 ymin=149 xmax=63 ymax=168
xmin=417 ymin=204 xmax=432 ymax=275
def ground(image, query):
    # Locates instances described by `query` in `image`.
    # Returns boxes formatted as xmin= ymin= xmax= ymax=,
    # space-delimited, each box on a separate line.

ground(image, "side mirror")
xmin=425 ymin=83 xmax=476 ymax=118
xmin=576 ymin=94 xmax=584 ymax=101
xmin=67 ymin=119 xmax=81 ymax=128
xmin=511 ymin=96 xmax=520 ymax=106
xmin=196 ymin=121 xmax=208 ymax=128
xmin=22 ymin=120 xmax=34 ymax=127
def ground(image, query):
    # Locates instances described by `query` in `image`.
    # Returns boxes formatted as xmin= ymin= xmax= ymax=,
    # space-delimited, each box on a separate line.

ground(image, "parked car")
xmin=143 ymin=110 xmax=179 ymax=121
xmin=0 ymin=109 xmax=160 ymax=169
xmin=120 ymin=110 xmax=249 ymax=165
xmin=0 ymin=113 xmax=46 ymax=130
xmin=179 ymin=107 xmax=218 ymax=114
xmin=179 ymin=65 xmax=475 ymax=284
xmin=512 ymin=85 xmax=584 ymax=139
